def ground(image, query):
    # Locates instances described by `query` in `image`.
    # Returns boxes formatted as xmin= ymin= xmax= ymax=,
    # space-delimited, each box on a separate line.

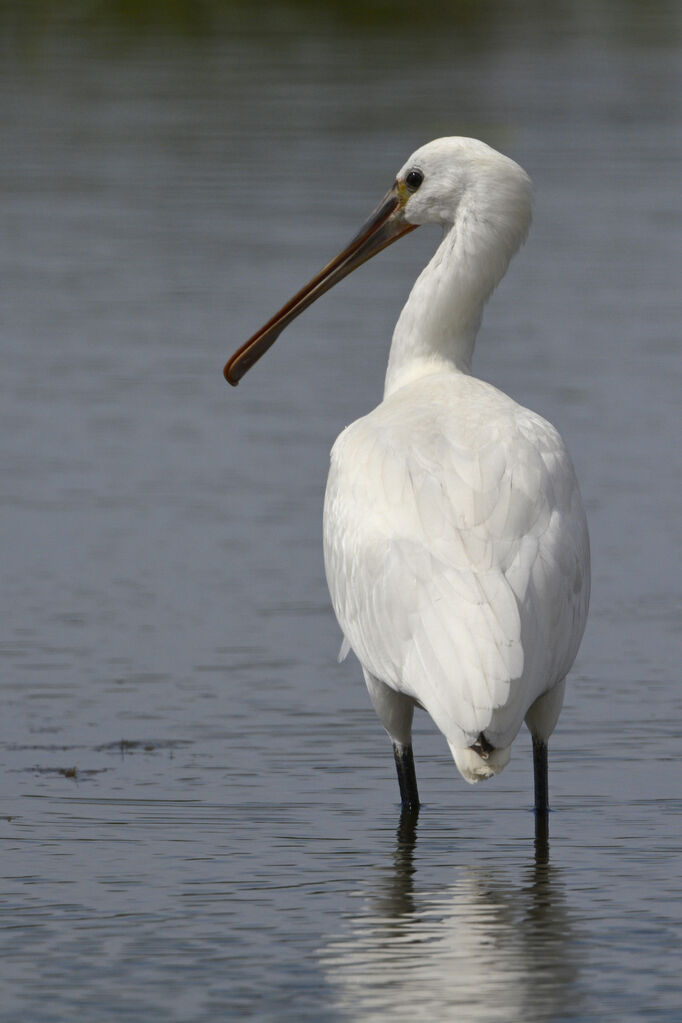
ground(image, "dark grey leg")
xmin=534 ymin=804 xmax=549 ymax=862
xmin=532 ymin=735 xmax=549 ymax=814
xmin=392 ymin=742 xmax=420 ymax=811
xmin=532 ymin=737 xmax=550 ymax=857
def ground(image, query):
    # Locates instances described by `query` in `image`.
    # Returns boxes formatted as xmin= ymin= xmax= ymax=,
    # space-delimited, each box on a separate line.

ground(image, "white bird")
xmin=225 ymin=138 xmax=590 ymax=821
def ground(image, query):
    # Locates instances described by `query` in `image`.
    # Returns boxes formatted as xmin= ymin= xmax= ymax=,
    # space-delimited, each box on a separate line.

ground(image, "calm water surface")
xmin=1 ymin=6 xmax=681 ymax=1020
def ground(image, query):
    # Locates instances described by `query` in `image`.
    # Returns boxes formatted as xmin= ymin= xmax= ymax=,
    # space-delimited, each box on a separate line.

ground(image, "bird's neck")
xmin=384 ymin=216 xmax=510 ymax=398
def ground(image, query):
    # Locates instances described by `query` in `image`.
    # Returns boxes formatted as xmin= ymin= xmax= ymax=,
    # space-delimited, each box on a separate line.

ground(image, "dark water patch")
xmin=17 ymin=766 xmax=110 ymax=781
xmin=94 ymin=739 xmax=192 ymax=755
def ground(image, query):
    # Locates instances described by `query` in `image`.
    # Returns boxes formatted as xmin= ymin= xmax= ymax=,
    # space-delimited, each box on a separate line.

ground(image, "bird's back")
xmin=323 ymin=370 xmax=590 ymax=754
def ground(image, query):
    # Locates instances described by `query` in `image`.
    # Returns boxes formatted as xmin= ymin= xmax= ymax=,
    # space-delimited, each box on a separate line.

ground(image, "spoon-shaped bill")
xmin=224 ymin=182 xmax=416 ymax=386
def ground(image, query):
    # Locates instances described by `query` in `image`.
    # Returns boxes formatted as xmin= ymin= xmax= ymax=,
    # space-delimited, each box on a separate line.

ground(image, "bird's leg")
xmin=363 ymin=671 xmax=420 ymax=810
xmin=534 ymin=803 xmax=549 ymax=862
xmin=532 ymin=737 xmax=550 ymax=855
xmin=532 ymin=736 xmax=549 ymax=814
xmin=392 ymin=742 xmax=420 ymax=811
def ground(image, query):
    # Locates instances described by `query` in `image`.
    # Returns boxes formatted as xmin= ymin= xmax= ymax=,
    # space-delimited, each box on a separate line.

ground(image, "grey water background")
xmin=1 ymin=3 xmax=681 ymax=1020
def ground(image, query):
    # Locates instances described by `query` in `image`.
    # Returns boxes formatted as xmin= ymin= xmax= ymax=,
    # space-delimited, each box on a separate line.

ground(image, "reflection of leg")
xmin=393 ymin=742 xmax=420 ymax=811
xmin=396 ymin=805 xmax=419 ymax=847
xmin=532 ymin=736 xmax=549 ymax=814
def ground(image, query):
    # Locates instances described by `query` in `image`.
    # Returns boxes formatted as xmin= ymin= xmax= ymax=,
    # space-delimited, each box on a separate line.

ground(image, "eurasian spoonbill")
xmin=224 ymin=137 xmax=590 ymax=822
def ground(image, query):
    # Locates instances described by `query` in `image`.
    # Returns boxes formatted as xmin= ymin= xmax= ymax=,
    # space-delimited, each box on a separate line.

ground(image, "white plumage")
xmin=225 ymin=137 xmax=590 ymax=813
xmin=324 ymin=365 xmax=588 ymax=783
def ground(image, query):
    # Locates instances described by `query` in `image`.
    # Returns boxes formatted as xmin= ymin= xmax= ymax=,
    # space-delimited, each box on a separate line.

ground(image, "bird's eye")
xmin=405 ymin=170 xmax=424 ymax=192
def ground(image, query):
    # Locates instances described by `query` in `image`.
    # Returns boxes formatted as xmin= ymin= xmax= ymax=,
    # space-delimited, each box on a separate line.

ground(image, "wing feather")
xmin=324 ymin=374 xmax=590 ymax=751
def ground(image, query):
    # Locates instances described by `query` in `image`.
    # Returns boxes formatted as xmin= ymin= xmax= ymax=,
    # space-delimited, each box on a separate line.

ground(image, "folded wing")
xmin=323 ymin=377 xmax=589 ymax=751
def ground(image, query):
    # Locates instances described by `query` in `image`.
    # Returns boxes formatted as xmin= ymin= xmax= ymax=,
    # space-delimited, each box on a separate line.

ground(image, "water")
xmin=1 ymin=5 xmax=681 ymax=1020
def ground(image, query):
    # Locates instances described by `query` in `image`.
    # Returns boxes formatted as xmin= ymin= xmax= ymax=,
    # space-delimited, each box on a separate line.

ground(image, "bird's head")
xmin=224 ymin=137 xmax=532 ymax=386
xmin=397 ymin=137 xmax=533 ymax=243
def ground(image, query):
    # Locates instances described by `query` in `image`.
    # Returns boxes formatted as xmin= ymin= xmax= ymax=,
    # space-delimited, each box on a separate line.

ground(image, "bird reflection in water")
xmin=320 ymin=811 xmax=581 ymax=1022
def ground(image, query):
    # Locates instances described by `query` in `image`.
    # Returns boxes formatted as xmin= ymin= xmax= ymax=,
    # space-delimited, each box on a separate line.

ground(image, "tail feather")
xmin=449 ymin=741 xmax=511 ymax=784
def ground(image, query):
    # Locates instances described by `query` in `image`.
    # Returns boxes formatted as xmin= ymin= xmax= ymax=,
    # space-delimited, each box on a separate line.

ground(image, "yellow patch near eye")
xmin=397 ymin=180 xmax=411 ymax=205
